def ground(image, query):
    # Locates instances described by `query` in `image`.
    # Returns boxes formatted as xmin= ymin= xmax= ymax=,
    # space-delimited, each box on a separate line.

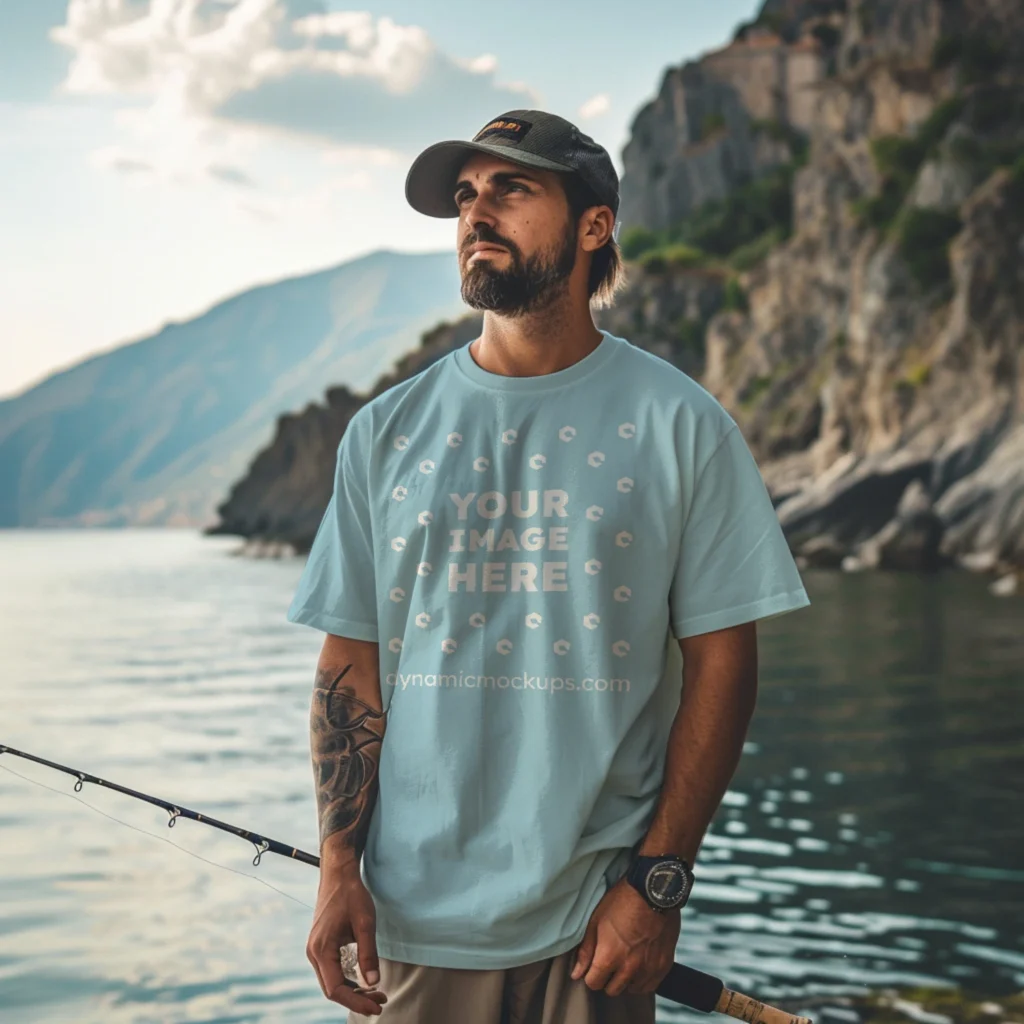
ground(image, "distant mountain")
xmin=0 ymin=249 xmax=466 ymax=528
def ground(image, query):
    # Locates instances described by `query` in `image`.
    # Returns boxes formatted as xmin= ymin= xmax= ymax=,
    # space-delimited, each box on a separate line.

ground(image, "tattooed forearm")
xmin=310 ymin=662 xmax=386 ymax=855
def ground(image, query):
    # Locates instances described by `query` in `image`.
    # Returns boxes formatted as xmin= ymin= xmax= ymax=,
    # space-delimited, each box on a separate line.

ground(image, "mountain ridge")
xmin=0 ymin=249 xmax=466 ymax=528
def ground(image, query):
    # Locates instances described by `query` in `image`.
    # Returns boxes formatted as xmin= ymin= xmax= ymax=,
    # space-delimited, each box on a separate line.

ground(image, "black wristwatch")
xmin=625 ymin=854 xmax=694 ymax=913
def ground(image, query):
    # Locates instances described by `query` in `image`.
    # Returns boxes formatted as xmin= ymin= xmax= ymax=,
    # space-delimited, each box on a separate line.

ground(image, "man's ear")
xmin=580 ymin=206 xmax=615 ymax=252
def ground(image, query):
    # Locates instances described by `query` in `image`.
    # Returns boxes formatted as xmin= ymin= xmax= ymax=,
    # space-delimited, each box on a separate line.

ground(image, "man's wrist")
xmin=634 ymin=833 xmax=699 ymax=863
xmin=320 ymin=831 xmax=362 ymax=872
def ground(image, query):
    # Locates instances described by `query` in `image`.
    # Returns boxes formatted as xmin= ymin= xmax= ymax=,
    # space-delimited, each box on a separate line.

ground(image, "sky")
xmin=0 ymin=0 xmax=760 ymax=400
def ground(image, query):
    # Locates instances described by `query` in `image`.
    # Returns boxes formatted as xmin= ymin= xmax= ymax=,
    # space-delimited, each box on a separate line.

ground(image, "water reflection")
xmin=0 ymin=532 xmax=1020 ymax=1023
xmin=670 ymin=568 xmax=1024 ymax=1016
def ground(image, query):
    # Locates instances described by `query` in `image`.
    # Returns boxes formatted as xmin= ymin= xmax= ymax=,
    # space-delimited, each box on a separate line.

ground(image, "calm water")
xmin=1 ymin=529 xmax=1021 ymax=1024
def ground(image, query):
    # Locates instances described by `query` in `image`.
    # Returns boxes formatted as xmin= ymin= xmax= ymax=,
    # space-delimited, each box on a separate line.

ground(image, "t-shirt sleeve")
xmin=286 ymin=409 xmax=378 ymax=641
xmin=669 ymin=423 xmax=810 ymax=639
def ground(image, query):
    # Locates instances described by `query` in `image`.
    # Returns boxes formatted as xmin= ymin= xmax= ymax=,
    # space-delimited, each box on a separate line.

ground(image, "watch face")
xmin=645 ymin=861 xmax=691 ymax=908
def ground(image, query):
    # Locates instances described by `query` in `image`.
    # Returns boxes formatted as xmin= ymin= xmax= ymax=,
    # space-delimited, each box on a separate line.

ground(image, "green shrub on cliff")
xmin=723 ymin=277 xmax=749 ymax=312
xmin=896 ymin=207 xmax=962 ymax=290
xmin=869 ymin=98 xmax=963 ymax=183
xmin=701 ymin=112 xmax=727 ymax=139
xmin=932 ymin=31 xmax=1006 ymax=86
xmin=637 ymin=243 xmax=708 ymax=272
xmin=728 ymin=226 xmax=786 ymax=271
xmin=1012 ymin=154 xmax=1024 ymax=185
xmin=673 ymin=316 xmax=708 ymax=360
xmin=739 ymin=374 xmax=773 ymax=408
xmin=751 ymin=118 xmax=810 ymax=166
xmin=620 ymin=226 xmax=661 ymax=260
xmin=854 ymin=97 xmax=965 ymax=232
xmin=622 ymin=125 xmax=807 ymax=269
xmin=852 ymin=179 xmax=907 ymax=229
xmin=673 ymin=163 xmax=797 ymax=257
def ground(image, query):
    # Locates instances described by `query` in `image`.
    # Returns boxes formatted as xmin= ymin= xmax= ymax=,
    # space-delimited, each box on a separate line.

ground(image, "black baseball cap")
xmin=405 ymin=109 xmax=619 ymax=219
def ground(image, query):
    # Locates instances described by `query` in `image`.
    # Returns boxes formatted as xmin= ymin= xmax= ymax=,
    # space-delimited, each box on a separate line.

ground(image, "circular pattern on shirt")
xmin=391 ymin=536 xmax=406 ymax=552
xmin=585 ymin=505 xmax=603 ymax=521
xmin=469 ymin=612 xmax=486 ymax=627
xmin=614 ymin=586 xmax=632 ymax=602
xmin=419 ymin=459 xmax=435 ymax=474
xmin=496 ymin=638 xmax=513 ymax=654
xmin=441 ymin=638 xmax=457 ymax=654
xmin=618 ymin=423 xmax=636 ymax=439
xmin=525 ymin=612 xmax=543 ymax=629
xmin=553 ymin=639 xmax=571 ymax=655
xmin=388 ymin=638 xmax=403 ymax=653
xmin=584 ymin=559 xmax=602 ymax=574
xmin=615 ymin=531 xmax=633 ymax=548
xmin=473 ymin=456 xmax=490 ymax=472
xmin=389 ymin=587 xmax=406 ymax=603
xmin=447 ymin=432 xmax=463 ymax=447
xmin=529 ymin=453 xmax=546 ymax=469
xmin=393 ymin=435 xmax=410 ymax=451
xmin=417 ymin=510 xmax=433 ymax=526
xmin=391 ymin=485 xmax=408 ymax=501
xmin=558 ymin=426 xmax=576 ymax=442
xmin=617 ymin=477 xmax=634 ymax=493
xmin=583 ymin=613 xmax=600 ymax=629
xmin=612 ymin=640 xmax=631 ymax=657
xmin=501 ymin=429 xmax=518 ymax=445
xmin=587 ymin=451 xmax=605 ymax=467
xmin=416 ymin=562 xmax=432 ymax=576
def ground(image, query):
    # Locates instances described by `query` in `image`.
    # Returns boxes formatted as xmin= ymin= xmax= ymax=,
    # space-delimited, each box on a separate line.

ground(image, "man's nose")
xmin=463 ymin=191 xmax=499 ymax=231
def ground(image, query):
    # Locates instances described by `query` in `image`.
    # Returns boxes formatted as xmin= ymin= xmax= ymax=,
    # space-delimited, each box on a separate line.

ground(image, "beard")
xmin=460 ymin=216 xmax=578 ymax=316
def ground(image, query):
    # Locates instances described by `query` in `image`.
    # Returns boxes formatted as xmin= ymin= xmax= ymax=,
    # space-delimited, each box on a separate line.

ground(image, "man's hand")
xmin=306 ymin=863 xmax=388 ymax=1017
xmin=570 ymin=876 xmax=680 ymax=996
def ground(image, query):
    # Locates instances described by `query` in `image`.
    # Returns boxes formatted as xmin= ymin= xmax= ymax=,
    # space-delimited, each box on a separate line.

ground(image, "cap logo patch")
xmin=473 ymin=118 xmax=533 ymax=144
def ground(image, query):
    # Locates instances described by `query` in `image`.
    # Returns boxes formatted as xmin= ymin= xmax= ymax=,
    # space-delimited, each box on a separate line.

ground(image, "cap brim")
xmin=405 ymin=140 xmax=574 ymax=218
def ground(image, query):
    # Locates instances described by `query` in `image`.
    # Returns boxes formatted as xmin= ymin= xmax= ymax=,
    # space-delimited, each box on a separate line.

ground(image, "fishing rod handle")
xmin=715 ymin=987 xmax=812 ymax=1024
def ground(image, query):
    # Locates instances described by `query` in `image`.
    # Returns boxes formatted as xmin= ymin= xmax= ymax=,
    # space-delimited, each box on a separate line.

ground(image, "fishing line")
xmin=0 ymin=744 xmax=813 ymax=1023
xmin=0 ymin=760 xmax=315 ymax=912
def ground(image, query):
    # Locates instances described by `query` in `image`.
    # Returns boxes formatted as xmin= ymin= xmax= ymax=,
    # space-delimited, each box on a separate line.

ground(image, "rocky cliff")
xmin=693 ymin=0 xmax=1024 ymax=581
xmin=212 ymin=0 xmax=1023 ymax=591
xmin=618 ymin=0 xmax=842 ymax=230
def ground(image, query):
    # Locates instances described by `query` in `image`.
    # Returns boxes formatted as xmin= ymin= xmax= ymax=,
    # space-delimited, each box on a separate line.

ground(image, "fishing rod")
xmin=0 ymin=743 xmax=811 ymax=1024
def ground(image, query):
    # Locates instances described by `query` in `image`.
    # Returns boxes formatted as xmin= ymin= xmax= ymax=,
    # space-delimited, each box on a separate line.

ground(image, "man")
xmin=288 ymin=108 xmax=811 ymax=1023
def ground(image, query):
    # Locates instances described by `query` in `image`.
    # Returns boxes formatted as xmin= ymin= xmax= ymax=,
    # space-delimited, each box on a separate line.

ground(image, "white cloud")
xmin=51 ymin=0 xmax=540 ymax=169
xmin=578 ymin=92 xmax=610 ymax=120
xmin=460 ymin=53 xmax=498 ymax=74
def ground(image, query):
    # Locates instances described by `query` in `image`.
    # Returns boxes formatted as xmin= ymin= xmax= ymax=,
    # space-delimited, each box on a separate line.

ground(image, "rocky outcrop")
xmin=618 ymin=2 xmax=840 ymax=231
xmin=208 ymin=316 xmax=483 ymax=551
xmin=693 ymin=0 xmax=1024 ymax=580
xmin=596 ymin=264 xmax=727 ymax=379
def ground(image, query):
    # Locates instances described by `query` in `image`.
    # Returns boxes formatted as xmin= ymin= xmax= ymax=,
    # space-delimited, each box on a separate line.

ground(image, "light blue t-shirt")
xmin=287 ymin=328 xmax=810 ymax=969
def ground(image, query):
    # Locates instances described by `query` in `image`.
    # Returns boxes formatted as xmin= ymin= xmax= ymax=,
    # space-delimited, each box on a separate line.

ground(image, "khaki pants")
xmin=347 ymin=948 xmax=656 ymax=1024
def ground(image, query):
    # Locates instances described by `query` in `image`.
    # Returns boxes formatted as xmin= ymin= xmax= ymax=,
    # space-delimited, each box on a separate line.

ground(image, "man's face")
xmin=453 ymin=152 xmax=578 ymax=316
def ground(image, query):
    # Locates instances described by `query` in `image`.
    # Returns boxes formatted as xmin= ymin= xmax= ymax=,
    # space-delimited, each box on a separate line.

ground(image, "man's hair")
xmin=561 ymin=173 xmax=626 ymax=309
